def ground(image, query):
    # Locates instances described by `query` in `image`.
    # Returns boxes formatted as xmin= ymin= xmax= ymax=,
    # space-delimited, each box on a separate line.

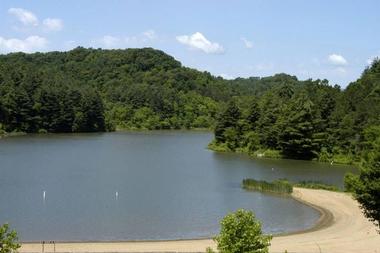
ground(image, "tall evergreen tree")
xmin=278 ymin=92 xmax=316 ymax=159
xmin=214 ymin=101 xmax=241 ymax=144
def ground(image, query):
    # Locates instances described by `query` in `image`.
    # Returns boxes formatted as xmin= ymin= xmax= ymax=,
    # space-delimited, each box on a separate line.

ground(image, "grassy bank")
xmin=293 ymin=181 xmax=340 ymax=191
xmin=208 ymin=141 xmax=282 ymax=159
xmin=242 ymin=178 xmax=342 ymax=194
xmin=0 ymin=131 xmax=27 ymax=139
xmin=116 ymin=126 xmax=212 ymax=132
xmin=242 ymin=179 xmax=293 ymax=194
xmin=208 ymin=141 xmax=356 ymax=165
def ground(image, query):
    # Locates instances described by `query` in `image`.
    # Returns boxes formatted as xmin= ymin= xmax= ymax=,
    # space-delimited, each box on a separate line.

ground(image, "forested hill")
xmin=0 ymin=47 xmax=224 ymax=132
xmin=212 ymin=59 xmax=380 ymax=162
xmin=0 ymin=47 xmax=302 ymax=133
xmin=0 ymin=48 xmax=379 ymax=163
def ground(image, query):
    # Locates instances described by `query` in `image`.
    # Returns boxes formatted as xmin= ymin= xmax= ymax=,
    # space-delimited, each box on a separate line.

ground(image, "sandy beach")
xmin=20 ymin=188 xmax=380 ymax=253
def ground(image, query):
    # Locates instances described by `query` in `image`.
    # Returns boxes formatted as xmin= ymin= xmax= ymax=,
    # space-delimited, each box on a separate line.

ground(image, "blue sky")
xmin=0 ymin=0 xmax=379 ymax=87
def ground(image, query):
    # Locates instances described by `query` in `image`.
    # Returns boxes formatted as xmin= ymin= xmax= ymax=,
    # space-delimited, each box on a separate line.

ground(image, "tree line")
xmin=0 ymin=47 xmax=230 ymax=133
xmin=1 ymin=48 xmax=379 ymax=163
xmin=1 ymin=47 xmax=379 ymax=164
xmin=211 ymin=60 xmax=380 ymax=163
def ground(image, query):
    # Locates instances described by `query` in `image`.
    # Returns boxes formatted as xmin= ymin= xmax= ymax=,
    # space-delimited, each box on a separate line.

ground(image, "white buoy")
xmin=115 ymin=191 xmax=119 ymax=200
xmin=43 ymin=190 xmax=46 ymax=201
xmin=271 ymin=168 xmax=274 ymax=171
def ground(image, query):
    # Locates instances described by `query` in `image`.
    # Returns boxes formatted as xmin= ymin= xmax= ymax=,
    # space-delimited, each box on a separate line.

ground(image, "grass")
xmin=252 ymin=149 xmax=282 ymax=159
xmin=208 ymin=141 xmax=357 ymax=166
xmin=208 ymin=142 xmax=284 ymax=160
xmin=331 ymin=153 xmax=355 ymax=165
xmin=294 ymin=180 xmax=340 ymax=191
xmin=0 ymin=130 xmax=27 ymax=138
xmin=242 ymin=178 xmax=342 ymax=194
xmin=242 ymin=178 xmax=293 ymax=194
xmin=207 ymin=141 xmax=230 ymax=152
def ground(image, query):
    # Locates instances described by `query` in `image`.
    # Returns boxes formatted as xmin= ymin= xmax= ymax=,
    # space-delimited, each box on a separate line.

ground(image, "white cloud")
xmin=335 ymin=67 xmax=347 ymax=75
xmin=93 ymin=30 xmax=157 ymax=49
xmin=8 ymin=8 xmax=38 ymax=26
xmin=43 ymin=18 xmax=63 ymax=31
xmin=99 ymin=35 xmax=121 ymax=48
xmin=176 ymin=32 xmax=224 ymax=54
xmin=142 ymin=30 xmax=156 ymax=40
xmin=328 ymin=54 xmax=348 ymax=66
xmin=8 ymin=8 xmax=63 ymax=33
xmin=63 ymin=40 xmax=77 ymax=50
xmin=124 ymin=36 xmax=138 ymax=44
xmin=0 ymin=36 xmax=48 ymax=53
xmin=253 ymin=63 xmax=274 ymax=71
xmin=241 ymin=37 xmax=253 ymax=49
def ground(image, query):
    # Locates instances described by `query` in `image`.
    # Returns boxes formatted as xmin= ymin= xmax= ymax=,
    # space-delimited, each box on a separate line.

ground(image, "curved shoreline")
xmin=19 ymin=188 xmax=329 ymax=244
xmin=20 ymin=188 xmax=380 ymax=253
xmin=274 ymin=189 xmax=334 ymax=237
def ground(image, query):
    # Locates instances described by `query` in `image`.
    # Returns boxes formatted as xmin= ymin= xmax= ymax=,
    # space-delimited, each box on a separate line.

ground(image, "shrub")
xmin=344 ymin=173 xmax=361 ymax=192
xmin=0 ymin=224 xmax=20 ymax=253
xmin=346 ymin=153 xmax=380 ymax=230
xmin=214 ymin=209 xmax=272 ymax=253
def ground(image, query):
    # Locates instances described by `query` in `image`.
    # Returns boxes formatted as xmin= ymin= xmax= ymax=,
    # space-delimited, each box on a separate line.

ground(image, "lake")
xmin=0 ymin=131 xmax=357 ymax=242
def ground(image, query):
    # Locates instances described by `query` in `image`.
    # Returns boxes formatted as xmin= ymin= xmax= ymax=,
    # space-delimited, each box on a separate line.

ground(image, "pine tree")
xmin=214 ymin=101 xmax=241 ymax=143
xmin=279 ymin=92 xmax=316 ymax=159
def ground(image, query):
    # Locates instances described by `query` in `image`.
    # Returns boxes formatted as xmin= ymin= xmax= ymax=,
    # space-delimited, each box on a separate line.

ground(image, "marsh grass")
xmin=242 ymin=178 xmax=341 ymax=194
xmin=294 ymin=180 xmax=340 ymax=191
xmin=242 ymin=178 xmax=293 ymax=194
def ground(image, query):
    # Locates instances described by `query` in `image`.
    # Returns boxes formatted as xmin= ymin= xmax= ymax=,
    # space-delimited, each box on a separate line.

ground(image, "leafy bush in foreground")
xmin=0 ymin=224 xmax=20 ymax=253
xmin=208 ymin=209 xmax=272 ymax=253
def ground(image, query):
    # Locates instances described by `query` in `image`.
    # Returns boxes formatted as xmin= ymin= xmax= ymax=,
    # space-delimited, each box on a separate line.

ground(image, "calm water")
xmin=0 ymin=131 xmax=357 ymax=242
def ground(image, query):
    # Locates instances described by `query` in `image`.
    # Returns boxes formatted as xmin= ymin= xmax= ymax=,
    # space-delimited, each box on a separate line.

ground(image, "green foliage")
xmin=331 ymin=152 xmax=355 ymax=165
xmin=0 ymin=48 xmax=234 ymax=133
xmin=360 ymin=125 xmax=380 ymax=160
xmin=241 ymin=131 xmax=261 ymax=153
xmin=205 ymin=247 xmax=216 ymax=253
xmin=318 ymin=147 xmax=332 ymax=162
xmin=208 ymin=140 xmax=230 ymax=152
xmin=344 ymin=173 xmax=361 ymax=192
xmin=214 ymin=209 xmax=272 ymax=253
xmin=242 ymin=178 xmax=293 ymax=194
xmin=215 ymin=101 xmax=241 ymax=145
xmin=346 ymin=151 xmax=380 ymax=230
xmin=254 ymin=149 xmax=282 ymax=159
xmin=211 ymin=60 xmax=380 ymax=164
xmin=278 ymin=91 xmax=317 ymax=159
xmin=243 ymin=178 xmax=343 ymax=193
xmin=0 ymin=224 xmax=20 ymax=253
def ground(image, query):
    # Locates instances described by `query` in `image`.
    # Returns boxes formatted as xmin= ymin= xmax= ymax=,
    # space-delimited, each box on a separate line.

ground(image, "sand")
xmin=20 ymin=188 xmax=380 ymax=253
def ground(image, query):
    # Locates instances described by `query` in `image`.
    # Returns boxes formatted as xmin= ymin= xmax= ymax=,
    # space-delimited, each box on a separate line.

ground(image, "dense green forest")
xmin=211 ymin=60 xmax=380 ymax=163
xmin=0 ymin=47 xmax=379 ymax=164
xmin=0 ymin=47 xmax=232 ymax=133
